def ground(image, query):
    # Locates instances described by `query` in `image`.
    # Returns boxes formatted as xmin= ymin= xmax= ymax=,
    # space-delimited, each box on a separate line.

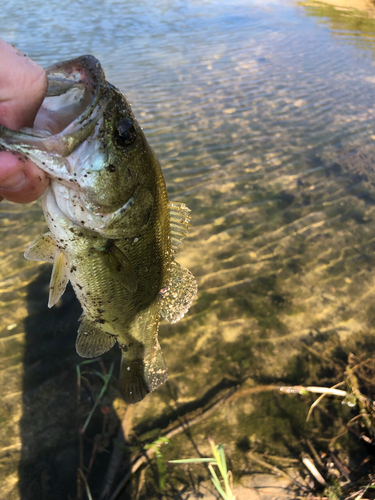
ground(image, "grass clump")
xmin=170 ymin=438 xmax=235 ymax=500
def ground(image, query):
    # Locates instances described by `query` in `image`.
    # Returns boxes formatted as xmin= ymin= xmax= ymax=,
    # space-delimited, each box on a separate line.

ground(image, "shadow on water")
xmin=18 ymin=265 xmax=81 ymax=499
xmin=17 ymin=267 xmax=131 ymax=500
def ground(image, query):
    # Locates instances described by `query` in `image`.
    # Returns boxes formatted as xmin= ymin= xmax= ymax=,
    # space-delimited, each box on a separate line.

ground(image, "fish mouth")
xmin=33 ymin=55 xmax=105 ymax=137
xmin=0 ymin=55 xmax=109 ymax=162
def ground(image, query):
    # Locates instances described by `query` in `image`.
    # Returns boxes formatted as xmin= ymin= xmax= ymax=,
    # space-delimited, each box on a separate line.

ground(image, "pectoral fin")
xmin=76 ymin=316 xmax=116 ymax=358
xmin=161 ymin=260 xmax=197 ymax=323
xmin=48 ymin=250 xmax=69 ymax=308
xmin=24 ymin=232 xmax=58 ymax=263
xmin=97 ymin=241 xmax=138 ymax=292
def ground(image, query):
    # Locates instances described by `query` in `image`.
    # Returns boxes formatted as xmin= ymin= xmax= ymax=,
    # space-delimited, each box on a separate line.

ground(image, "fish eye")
xmin=116 ymin=118 xmax=136 ymax=146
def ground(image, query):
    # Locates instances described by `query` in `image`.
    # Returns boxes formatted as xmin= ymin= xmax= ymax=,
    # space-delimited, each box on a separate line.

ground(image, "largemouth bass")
xmin=0 ymin=56 xmax=197 ymax=404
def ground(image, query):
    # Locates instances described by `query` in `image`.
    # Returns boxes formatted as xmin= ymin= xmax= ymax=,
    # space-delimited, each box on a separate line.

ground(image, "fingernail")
xmin=0 ymin=171 xmax=27 ymax=191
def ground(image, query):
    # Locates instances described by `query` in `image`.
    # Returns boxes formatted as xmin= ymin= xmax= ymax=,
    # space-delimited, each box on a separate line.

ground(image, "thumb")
xmin=0 ymin=39 xmax=49 ymax=203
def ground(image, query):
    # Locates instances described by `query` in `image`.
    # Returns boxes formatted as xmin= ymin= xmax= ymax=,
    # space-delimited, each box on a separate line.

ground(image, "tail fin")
xmin=119 ymin=347 xmax=169 ymax=404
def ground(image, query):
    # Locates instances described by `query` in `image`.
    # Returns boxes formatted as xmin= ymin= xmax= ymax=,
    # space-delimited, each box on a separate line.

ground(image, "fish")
xmin=0 ymin=55 xmax=197 ymax=404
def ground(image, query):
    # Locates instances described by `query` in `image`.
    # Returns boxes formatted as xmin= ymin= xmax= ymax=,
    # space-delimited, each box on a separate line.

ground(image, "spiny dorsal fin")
xmin=161 ymin=260 xmax=197 ymax=323
xmin=48 ymin=250 xmax=69 ymax=308
xmin=169 ymin=201 xmax=191 ymax=253
xmin=24 ymin=232 xmax=58 ymax=263
xmin=76 ymin=316 xmax=116 ymax=358
xmin=96 ymin=241 xmax=138 ymax=292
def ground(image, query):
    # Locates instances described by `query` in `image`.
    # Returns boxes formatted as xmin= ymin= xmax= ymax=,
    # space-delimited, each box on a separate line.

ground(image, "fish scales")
xmin=0 ymin=55 xmax=197 ymax=404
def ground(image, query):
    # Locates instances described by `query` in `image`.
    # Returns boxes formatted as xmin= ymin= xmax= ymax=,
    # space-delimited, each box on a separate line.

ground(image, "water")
xmin=1 ymin=0 xmax=375 ymax=498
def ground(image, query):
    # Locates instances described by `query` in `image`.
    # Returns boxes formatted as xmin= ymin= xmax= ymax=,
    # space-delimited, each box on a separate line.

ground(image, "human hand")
xmin=0 ymin=39 xmax=49 ymax=203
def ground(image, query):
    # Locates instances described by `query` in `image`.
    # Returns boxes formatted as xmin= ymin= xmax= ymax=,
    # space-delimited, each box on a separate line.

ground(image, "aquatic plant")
xmin=76 ymin=359 xmax=114 ymax=433
xmin=170 ymin=438 xmax=235 ymax=500
xmin=144 ymin=437 xmax=171 ymax=491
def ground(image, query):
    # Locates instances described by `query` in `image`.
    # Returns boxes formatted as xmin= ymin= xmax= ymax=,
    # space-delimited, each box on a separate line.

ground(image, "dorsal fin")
xmin=48 ymin=250 xmax=69 ymax=308
xmin=169 ymin=201 xmax=191 ymax=253
xmin=161 ymin=260 xmax=197 ymax=323
xmin=76 ymin=316 xmax=116 ymax=358
xmin=24 ymin=232 xmax=58 ymax=262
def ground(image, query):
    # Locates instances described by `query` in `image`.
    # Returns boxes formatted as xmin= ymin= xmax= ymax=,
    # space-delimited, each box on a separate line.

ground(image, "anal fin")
xmin=161 ymin=260 xmax=197 ymax=323
xmin=48 ymin=250 xmax=69 ymax=308
xmin=119 ymin=346 xmax=168 ymax=404
xmin=76 ymin=316 xmax=116 ymax=358
xmin=24 ymin=232 xmax=58 ymax=262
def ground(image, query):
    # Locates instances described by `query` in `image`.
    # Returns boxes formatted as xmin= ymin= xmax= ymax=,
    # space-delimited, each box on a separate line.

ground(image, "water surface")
xmin=1 ymin=0 xmax=375 ymax=498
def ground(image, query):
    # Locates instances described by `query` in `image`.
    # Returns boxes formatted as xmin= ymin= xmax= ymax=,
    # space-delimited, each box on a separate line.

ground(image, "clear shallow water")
xmin=2 ymin=0 xmax=375 ymax=498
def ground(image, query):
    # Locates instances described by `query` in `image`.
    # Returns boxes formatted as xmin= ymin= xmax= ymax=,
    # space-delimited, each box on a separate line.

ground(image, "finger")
xmin=0 ymin=39 xmax=47 ymax=129
xmin=0 ymin=151 xmax=49 ymax=204
xmin=0 ymin=39 xmax=49 ymax=203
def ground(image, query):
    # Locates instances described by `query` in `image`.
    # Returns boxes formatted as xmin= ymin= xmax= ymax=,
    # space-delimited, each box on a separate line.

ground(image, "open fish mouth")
xmin=35 ymin=56 xmax=100 ymax=136
xmin=0 ymin=56 xmax=107 ymax=161
xmin=0 ymin=58 xmax=101 ymax=203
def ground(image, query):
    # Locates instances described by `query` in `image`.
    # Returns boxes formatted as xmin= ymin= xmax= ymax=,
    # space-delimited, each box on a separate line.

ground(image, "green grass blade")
xmin=82 ymin=363 xmax=114 ymax=433
xmin=208 ymin=464 xmax=220 ymax=484
xmin=79 ymin=358 xmax=101 ymax=366
xmin=155 ymin=452 xmax=167 ymax=491
xmin=211 ymin=478 xmax=228 ymax=500
xmin=210 ymin=439 xmax=221 ymax=464
xmin=93 ymin=370 xmax=107 ymax=383
xmin=169 ymin=458 xmax=215 ymax=464
xmin=144 ymin=436 xmax=170 ymax=450
xmin=219 ymin=445 xmax=227 ymax=476
xmin=218 ymin=445 xmax=232 ymax=496
xmin=209 ymin=464 xmax=227 ymax=500
xmin=216 ymin=445 xmax=226 ymax=479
